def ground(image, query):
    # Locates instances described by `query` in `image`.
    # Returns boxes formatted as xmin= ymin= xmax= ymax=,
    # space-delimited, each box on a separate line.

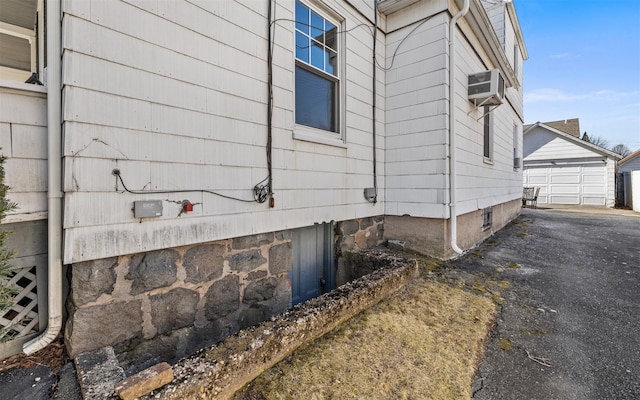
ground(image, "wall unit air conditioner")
xmin=513 ymin=157 xmax=521 ymax=169
xmin=468 ymin=69 xmax=505 ymax=106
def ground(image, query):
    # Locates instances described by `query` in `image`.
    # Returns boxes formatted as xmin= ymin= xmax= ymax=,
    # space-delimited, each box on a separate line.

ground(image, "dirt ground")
xmin=0 ymin=337 xmax=68 ymax=374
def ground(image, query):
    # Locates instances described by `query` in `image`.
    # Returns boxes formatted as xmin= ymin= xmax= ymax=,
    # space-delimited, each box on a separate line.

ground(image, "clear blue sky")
xmin=515 ymin=0 xmax=640 ymax=152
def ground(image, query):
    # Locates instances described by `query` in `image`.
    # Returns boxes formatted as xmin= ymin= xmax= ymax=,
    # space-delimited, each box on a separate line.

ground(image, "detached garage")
xmin=523 ymin=120 xmax=622 ymax=207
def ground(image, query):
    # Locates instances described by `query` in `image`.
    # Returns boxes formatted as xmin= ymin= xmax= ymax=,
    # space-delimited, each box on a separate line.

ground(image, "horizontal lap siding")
xmin=384 ymin=13 xmax=448 ymax=218
xmin=0 ymin=88 xmax=48 ymax=221
xmin=453 ymin=22 xmax=523 ymax=215
xmin=62 ymin=0 xmax=383 ymax=263
xmin=524 ymin=129 xmax=603 ymax=160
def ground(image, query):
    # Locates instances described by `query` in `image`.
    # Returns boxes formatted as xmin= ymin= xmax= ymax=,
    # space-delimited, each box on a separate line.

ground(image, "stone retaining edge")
xmin=147 ymin=251 xmax=418 ymax=399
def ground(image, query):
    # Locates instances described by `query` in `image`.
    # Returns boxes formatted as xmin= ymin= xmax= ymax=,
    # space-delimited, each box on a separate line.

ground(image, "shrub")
xmin=0 ymin=151 xmax=18 ymax=332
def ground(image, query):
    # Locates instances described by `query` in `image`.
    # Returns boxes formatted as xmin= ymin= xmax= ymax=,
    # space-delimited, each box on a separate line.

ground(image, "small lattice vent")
xmin=0 ymin=266 xmax=40 ymax=341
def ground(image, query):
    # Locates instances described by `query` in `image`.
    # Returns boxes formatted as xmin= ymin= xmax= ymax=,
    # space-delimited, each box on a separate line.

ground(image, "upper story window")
xmin=513 ymin=44 xmax=520 ymax=81
xmin=294 ymin=1 xmax=340 ymax=134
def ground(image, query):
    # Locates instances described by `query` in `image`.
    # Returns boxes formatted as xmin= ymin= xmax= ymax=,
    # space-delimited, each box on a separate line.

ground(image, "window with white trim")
xmin=513 ymin=44 xmax=519 ymax=80
xmin=294 ymin=1 xmax=340 ymax=134
xmin=0 ymin=0 xmax=45 ymax=83
xmin=483 ymin=106 xmax=493 ymax=161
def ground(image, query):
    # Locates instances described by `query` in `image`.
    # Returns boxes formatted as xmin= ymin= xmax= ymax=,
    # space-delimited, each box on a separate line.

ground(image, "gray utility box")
xmin=133 ymin=200 xmax=163 ymax=218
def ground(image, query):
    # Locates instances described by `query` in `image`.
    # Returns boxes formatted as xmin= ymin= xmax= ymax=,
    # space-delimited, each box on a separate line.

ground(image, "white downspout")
xmin=448 ymin=0 xmax=470 ymax=256
xmin=23 ymin=0 xmax=63 ymax=354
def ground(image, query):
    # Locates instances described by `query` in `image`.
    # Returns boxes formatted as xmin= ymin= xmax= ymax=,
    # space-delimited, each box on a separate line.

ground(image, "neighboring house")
xmin=618 ymin=149 xmax=640 ymax=173
xmin=617 ymin=149 xmax=640 ymax=210
xmin=0 ymin=0 xmax=527 ymax=365
xmin=523 ymin=120 xmax=622 ymax=207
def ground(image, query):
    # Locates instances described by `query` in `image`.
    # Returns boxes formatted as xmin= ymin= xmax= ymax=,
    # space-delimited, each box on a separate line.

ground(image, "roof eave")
xmin=506 ymin=1 xmax=528 ymax=60
xmin=619 ymin=148 xmax=640 ymax=165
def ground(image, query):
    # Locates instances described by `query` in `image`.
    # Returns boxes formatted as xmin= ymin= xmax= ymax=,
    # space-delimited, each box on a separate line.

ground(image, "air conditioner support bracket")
xmin=468 ymin=97 xmax=501 ymax=120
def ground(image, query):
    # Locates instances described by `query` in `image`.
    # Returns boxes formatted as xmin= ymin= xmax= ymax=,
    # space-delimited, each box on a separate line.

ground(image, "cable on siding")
xmin=112 ymin=169 xmax=266 ymax=203
xmin=370 ymin=2 xmax=379 ymax=204
xmin=266 ymin=0 xmax=275 ymax=207
xmin=267 ymin=5 xmax=443 ymax=207
xmin=376 ymin=11 xmax=446 ymax=71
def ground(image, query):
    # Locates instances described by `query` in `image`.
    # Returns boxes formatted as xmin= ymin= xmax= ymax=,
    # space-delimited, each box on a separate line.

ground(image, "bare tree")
xmin=584 ymin=133 xmax=610 ymax=149
xmin=611 ymin=144 xmax=631 ymax=157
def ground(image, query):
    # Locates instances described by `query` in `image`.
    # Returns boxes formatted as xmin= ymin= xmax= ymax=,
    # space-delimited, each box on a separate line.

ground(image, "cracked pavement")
xmin=452 ymin=207 xmax=640 ymax=400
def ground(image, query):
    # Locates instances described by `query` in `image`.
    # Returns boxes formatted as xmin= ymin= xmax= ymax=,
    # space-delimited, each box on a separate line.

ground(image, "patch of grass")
xmin=470 ymin=249 xmax=486 ymax=259
xmin=472 ymin=282 xmax=487 ymax=293
xmin=507 ymin=261 xmax=521 ymax=269
xmin=520 ymin=329 xmax=548 ymax=335
xmin=236 ymin=280 xmax=496 ymax=400
xmin=513 ymin=219 xmax=532 ymax=227
xmin=499 ymin=338 xmax=513 ymax=350
xmin=516 ymin=231 xmax=529 ymax=238
xmin=498 ymin=280 xmax=510 ymax=289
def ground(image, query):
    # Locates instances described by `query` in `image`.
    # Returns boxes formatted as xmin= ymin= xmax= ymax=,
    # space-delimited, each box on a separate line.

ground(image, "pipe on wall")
xmin=23 ymin=0 xmax=63 ymax=355
xmin=448 ymin=0 xmax=470 ymax=256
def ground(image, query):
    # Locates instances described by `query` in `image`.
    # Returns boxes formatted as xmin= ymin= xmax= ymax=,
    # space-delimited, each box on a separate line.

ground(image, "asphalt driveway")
xmin=453 ymin=207 xmax=640 ymax=400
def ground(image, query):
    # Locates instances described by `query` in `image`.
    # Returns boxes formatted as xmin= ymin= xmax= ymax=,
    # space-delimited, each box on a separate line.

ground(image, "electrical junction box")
xmin=133 ymin=200 xmax=163 ymax=218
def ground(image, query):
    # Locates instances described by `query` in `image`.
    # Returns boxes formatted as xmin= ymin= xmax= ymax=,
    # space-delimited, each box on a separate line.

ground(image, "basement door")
xmin=290 ymin=223 xmax=334 ymax=306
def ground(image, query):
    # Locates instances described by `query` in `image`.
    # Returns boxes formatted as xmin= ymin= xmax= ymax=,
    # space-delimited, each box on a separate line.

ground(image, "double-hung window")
xmin=295 ymin=1 xmax=340 ymax=136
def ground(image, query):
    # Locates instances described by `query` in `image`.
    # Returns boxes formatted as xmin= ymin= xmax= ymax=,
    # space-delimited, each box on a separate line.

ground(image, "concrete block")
xmin=114 ymin=362 xmax=173 ymax=400
xmin=74 ymin=347 xmax=125 ymax=399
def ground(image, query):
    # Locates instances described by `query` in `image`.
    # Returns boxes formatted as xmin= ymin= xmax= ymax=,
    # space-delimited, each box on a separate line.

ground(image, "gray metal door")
xmin=290 ymin=223 xmax=334 ymax=306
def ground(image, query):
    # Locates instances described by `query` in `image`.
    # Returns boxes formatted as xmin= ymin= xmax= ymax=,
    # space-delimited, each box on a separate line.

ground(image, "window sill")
xmin=0 ymin=79 xmax=47 ymax=94
xmin=483 ymin=157 xmax=494 ymax=165
xmin=293 ymin=125 xmax=347 ymax=148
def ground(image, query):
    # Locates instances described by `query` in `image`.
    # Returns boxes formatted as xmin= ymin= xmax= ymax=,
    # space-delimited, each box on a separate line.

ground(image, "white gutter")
xmin=448 ymin=0 xmax=470 ymax=256
xmin=24 ymin=0 xmax=63 ymax=354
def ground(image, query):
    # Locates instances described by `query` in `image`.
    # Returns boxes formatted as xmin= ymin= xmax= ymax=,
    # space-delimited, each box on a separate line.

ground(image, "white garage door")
xmin=523 ymin=163 xmax=607 ymax=206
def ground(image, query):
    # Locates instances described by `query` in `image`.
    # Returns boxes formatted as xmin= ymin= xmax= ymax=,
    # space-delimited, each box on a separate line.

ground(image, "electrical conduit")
xmin=23 ymin=0 xmax=63 ymax=354
xmin=448 ymin=0 xmax=470 ymax=256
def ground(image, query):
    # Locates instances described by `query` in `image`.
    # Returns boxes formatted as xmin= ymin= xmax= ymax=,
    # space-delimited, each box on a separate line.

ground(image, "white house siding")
xmin=381 ymin=0 xmax=523 ymax=259
xmin=482 ymin=1 xmax=505 ymax=47
xmin=0 ymin=83 xmax=48 ymax=222
xmin=61 ymin=0 xmax=384 ymax=264
xmin=523 ymin=128 xmax=602 ymax=160
xmin=481 ymin=1 xmax=523 ymax=121
xmin=632 ymin=171 xmax=640 ymax=212
xmin=454 ymin=17 xmax=523 ymax=215
xmin=384 ymin=9 xmax=449 ymax=219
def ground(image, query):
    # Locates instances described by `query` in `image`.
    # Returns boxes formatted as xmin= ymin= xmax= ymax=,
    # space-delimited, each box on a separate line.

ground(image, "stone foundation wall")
xmin=65 ymin=231 xmax=293 ymax=373
xmin=65 ymin=216 xmax=387 ymax=373
xmin=334 ymin=216 xmax=385 ymax=286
